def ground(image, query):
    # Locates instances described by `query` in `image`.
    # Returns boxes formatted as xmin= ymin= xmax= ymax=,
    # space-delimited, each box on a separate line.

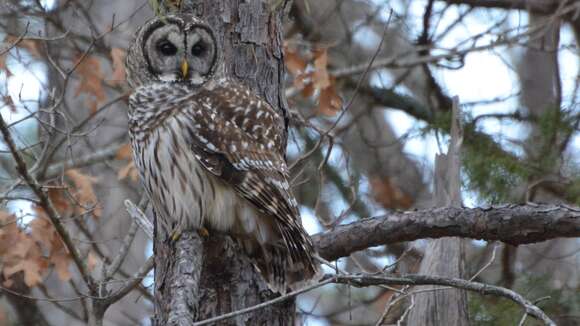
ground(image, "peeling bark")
xmin=408 ymin=101 xmax=469 ymax=326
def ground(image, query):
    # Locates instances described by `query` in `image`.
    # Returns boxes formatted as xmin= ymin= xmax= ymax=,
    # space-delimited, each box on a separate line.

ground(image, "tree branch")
xmin=101 ymin=256 xmax=154 ymax=307
xmin=193 ymin=273 xmax=556 ymax=326
xmin=335 ymin=274 xmax=556 ymax=326
xmin=43 ymin=142 xmax=124 ymax=179
xmin=0 ymin=114 xmax=93 ymax=289
xmin=313 ymin=204 xmax=580 ymax=261
xmin=154 ymin=232 xmax=203 ymax=325
xmin=440 ymin=0 xmax=558 ymax=15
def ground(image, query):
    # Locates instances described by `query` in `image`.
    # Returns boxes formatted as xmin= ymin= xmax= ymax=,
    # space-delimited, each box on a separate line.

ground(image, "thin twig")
xmin=0 ymin=22 xmax=29 ymax=56
xmin=194 ymin=273 xmax=556 ymax=326
xmin=105 ymin=198 xmax=149 ymax=279
xmin=331 ymin=1 xmax=579 ymax=77
xmin=374 ymin=285 xmax=408 ymax=326
xmin=396 ymin=293 xmax=414 ymax=326
xmin=192 ymin=278 xmax=336 ymax=326
xmin=101 ymin=256 xmax=154 ymax=306
xmin=324 ymin=9 xmax=393 ymax=136
xmin=43 ymin=142 xmax=125 ymax=179
xmin=124 ymin=199 xmax=153 ymax=239
xmin=105 ymin=221 xmax=139 ymax=279
xmin=336 ymin=274 xmax=555 ymax=326
xmin=0 ymin=284 xmax=88 ymax=303
xmin=470 ymin=242 xmax=499 ymax=281
xmin=0 ymin=114 xmax=93 ymax=288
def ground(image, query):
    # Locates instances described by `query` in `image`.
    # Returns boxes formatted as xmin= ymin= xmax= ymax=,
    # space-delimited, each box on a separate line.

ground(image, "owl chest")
xmin=131 ymin=116 xmax=240 ymax=233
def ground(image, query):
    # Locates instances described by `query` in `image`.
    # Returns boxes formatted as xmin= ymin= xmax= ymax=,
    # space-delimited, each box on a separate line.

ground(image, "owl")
xmin=125 ymin=14 xmax=319 ymax=293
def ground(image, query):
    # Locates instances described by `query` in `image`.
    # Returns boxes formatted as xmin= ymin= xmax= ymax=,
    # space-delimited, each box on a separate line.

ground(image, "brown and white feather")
xmin=128 ymin=79 xmax=318 ymax=292
xmin=125 ymin=14 xmax=319 ymax=293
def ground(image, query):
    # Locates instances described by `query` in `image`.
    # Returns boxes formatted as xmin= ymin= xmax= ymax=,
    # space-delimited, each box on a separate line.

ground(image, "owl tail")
xmin=247 ymin=241 xmax=322 ymax=295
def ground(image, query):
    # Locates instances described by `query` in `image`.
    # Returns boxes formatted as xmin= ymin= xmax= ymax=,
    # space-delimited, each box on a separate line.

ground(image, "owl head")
xmin=126 ymin=15 xmax=218 ymax=88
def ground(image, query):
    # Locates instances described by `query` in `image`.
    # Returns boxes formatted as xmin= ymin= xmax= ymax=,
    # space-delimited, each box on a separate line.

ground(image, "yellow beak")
xmin=181 ymin=60 xmax=189 ymax=79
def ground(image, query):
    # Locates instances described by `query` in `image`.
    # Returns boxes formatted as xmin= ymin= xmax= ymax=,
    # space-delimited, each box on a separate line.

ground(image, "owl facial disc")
xmin=136 ymin=17 xmax=217 ymax=86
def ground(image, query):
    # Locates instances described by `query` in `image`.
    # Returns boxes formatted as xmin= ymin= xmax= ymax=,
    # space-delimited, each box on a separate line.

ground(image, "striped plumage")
xmin=125 ymin=14 xmax=319 ymax=292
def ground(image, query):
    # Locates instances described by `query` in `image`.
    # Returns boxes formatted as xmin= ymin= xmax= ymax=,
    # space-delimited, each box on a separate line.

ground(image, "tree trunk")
xmin=153 ymin=1 xmax=294 ymax=325
xmin=408 ymin=99 xmax=469 ymax=326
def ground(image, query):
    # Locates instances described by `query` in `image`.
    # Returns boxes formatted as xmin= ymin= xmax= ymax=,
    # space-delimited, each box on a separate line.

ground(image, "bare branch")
xmin=440 ymin=0 xmax=558 ymax=14
xmin=101 ymin=256 xmax=154 ymax=306
xmin=0 ymin=114 xmax=93 ymax=288
xmin=313 ymin=204 xmax=580 ymax=261
xmin=336 ymin=274 xmax=555 ymax=326
xmin=105 ymin=220 xmax=139 ymax=280
xmin=193 ymin=278 xmax=336 ymax=326
xmin=0 ymin=22 xmax=29 ymax=56
xmin=43 ymin=142 xmax=125 ymax=179
xmin=194 ymin=273 xmax=556 ymax=326
xmin=124 ymin=199 xmax=153 ymax=239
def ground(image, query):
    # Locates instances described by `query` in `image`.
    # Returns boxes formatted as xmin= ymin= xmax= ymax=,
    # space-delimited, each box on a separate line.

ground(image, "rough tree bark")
xmin=153 ymin=1 xmax=294 ymax=325
xmin=408 ymin=99 xmax=469 ymax=326
xmin=313 ymin=204 xmax=580 ymax=261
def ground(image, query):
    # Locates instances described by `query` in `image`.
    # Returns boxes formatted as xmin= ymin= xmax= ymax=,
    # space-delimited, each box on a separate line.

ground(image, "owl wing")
xmin=180 ymin=82 xmax=316 ymax=268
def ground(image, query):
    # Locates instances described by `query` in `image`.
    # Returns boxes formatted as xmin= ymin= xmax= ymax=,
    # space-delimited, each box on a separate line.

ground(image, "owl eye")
xmin=157 ymin=40 xmax=177 ymax=56
xmin=191 ymin=42 xmax=206 ymax=56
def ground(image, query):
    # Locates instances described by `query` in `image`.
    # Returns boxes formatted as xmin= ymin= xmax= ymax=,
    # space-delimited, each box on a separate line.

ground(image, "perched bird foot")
xmin=170 ymin=229 xmax=182 ymax=242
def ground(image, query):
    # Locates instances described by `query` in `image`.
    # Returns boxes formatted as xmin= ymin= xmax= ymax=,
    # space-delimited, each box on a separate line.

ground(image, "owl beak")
xmin=180 ymin=60 xmax=189 ymax=79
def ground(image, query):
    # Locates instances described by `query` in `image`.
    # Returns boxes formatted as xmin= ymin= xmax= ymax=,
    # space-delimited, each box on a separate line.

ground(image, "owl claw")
xmin=170 ymin=230 xmax=182 ymax=242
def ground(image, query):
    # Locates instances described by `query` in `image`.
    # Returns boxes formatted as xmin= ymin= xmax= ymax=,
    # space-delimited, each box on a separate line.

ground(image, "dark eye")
xmin=191 ymin=42 xmax=206 ymax=56
xmin=157 ymin=40 xmax=177 ymax=56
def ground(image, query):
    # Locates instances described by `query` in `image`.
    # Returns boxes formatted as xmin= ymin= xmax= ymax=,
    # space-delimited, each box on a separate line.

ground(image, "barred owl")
xmin=125 ymin=14 xmax=319 ymax=293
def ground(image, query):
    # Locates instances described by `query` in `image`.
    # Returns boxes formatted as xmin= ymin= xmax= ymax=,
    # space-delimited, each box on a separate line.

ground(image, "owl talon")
xmin=170 ymin=230 xmax=182 ymax=242
xmin=198 ymin=227 xmax=210 ymax=238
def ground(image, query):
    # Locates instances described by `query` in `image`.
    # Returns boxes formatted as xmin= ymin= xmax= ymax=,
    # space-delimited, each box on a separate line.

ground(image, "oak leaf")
xmin=312 ymin=48 xmax=330 ymax=89
xmin=4 ymin=259 xmax=44 ymax=287
xmin=2 ymin=95 xmax=16 ymax=112
xmin=30 ymin=217 xmax=55 ymax=251
xmin=0 ymin=54 xmax=11 ymax=76
xmin=108 ymin=48 xmax=126 ymax=86
xmin=74 ymin=55 xmax=106 ymax=113
xmin=49 ymin=236 xmax=72 ymax=282
xmin=66 ymin=169 xmax=101 ymax=218
xmin=370 ymin=177 xmax=413 ymax=209
xmin=318 ymin=78 xmax=342 ymax=116
xmin=0 ymin=212 xmax=20 ymax=254
xmin=4 ymin=35 xmax=41 ymax=58
xmin=87 ymin=251 xmax=98 ymax=272
xmin=293 ymin=72 xmax=310 ymax=90
xmin=2 ymin=278 xmax=13 ymax=287
xmin=284 ymin=45 xmax=307 ymax=76
xmin=52 ymin=251 xmax=72 ymax=282
xmin=118 ymin=161 xmax=139 ymax=182
xmin=115 ymin=143 xmax=132 ymax=161
xmin=47 ymin=188 xmax=72 ymax=216
xmin=11 ymin=236 xmax=34 ymax=258
xmin=0 ymin=210 xmax=13 ymax=223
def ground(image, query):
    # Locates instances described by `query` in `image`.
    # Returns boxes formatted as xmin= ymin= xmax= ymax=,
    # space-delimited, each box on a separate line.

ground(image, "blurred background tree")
xmin=0 ymin=0 xmax=578 ymax=325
